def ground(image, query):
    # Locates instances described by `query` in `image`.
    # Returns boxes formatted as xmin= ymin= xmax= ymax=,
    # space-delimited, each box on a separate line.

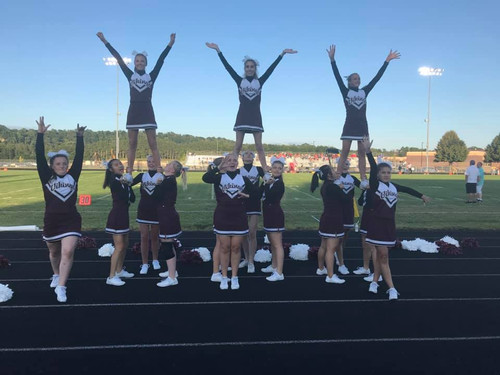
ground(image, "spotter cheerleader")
xmin=97 ymin=32 xmax=176 ymax=177
xmin=35 ymin=117 xmax=85 ymax=303
xmin=153 ymin=161 xmax=187 ymax=287
xmin=103 ymin=159 xmax=136 ymax=286
xmin=260 ymin=156 xmax=286 ymax=281
xmin=132 ymin=155 xmax=162 ymax=274
xmin=361 ymin=137 xmax=430 ymax=300
xmin=205 ymin=42 xmax=297 ymax=170
xmin=311 ymin=165 xmax=349 ymax=284
xmin=316 ymin=159 xmax=361 ymax=276
xmin=326 ymin=44 xmax=400 ymax=185
xmin=202 ymin=153 xmax=256 ymax=290
xmin=238 ymin=150 xmax=265 ymax=273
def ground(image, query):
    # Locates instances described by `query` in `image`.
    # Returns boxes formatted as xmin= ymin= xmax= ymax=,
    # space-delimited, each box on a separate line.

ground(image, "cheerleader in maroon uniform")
xmin=153 ymin=161 xmax=187 ymax=287
xmin=202 ymin=153 xmax=256 ymax=290
xmin=239 ymin=150 xmax=264 ymax=273
xmin=311 ymin=165 xmax=349 ymax=284
xmin=35 ymin=117 xmax=85 ymax=303
xmin=132 ymin=155 xmax=162 ymax=274
xmin=97 ymin=32 xmax=176 ymax=178
xmin=103 ymin=159 xmax=136 ymax=286
xmin=261 ymin=156 xmax=286 ymax=281
xmin=326 ymin=44 xmax=400 ymax=186
xmin=361 ymin=138 xmax=430 ymax=300
xmin=206 ymin=42 xmax=297 ymax=170
xmin=316 ymin=159 xmax=361 ymax=276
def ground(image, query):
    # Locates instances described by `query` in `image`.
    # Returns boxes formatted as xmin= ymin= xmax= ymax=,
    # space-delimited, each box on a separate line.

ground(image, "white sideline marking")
xmin=2 ymin=297 xmax=500 ymax=311
xmin=2 ymin=274 xmax=500 ymax=284
xmin=1 ymin=336 xmax=500 ymax=352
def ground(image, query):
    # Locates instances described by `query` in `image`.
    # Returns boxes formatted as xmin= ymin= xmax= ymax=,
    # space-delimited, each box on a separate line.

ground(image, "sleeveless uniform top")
xmin=36 ymin=133 xmax=83 ymax=216
xmin=217 ymin=52 xmax=283 ymax=133
xmin=330 ymin=60 xmax=389 ymax=140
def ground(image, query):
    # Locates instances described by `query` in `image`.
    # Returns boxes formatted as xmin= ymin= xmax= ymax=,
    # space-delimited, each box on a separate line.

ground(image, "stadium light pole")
xmin=103 ymin=56 xmax=131 ymax=158
xmin=418 ymin=66 xmax=443 ymax=174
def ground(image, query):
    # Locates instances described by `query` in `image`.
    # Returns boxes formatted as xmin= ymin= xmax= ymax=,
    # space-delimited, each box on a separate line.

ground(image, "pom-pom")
xmin=435 ymin=240 xmax=462 ymax=256
xmin=254 ymin=249 xmax=272 ymax=263
xmin=153 ymin=173 xmax=164 ymax=185
xmin=440 ymin=236 xmax=460 ymax=247
xmin=0 ymin=255 xmax=10 ymax=269
xmin=401 ymin=238 xmax=438 ymax=253
xmin=191 ymin=247 xmax=211 ymax=262
xmin=0 ymin=283 xmax=13 ymax=303
xmin=460 ymin=238 xmax=480 ymax=249
xmin=179 ymin=249 xmax=203 ymax=264
xmin=308 ymin=246 xmax=320 ymax=259
xmin=76 ymin=236 xmax=97 ymax=249
xmin=289 ymin=243 xmax=310 ymax=261
xmin=98 ymin=243 xmax=115 ymax=257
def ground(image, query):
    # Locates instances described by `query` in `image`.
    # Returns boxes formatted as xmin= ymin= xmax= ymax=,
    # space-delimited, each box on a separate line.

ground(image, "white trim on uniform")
xmin=246 ymin=211 xmax=262 ymax=216
xmin=318 ymin=231 xmax=345 ymax=239
xmin=43 ymin=232 xmax=82 ymax=242
xmin=126 ymin=124 xmax=157 ymax=130
xmin=136 ymin=219 xmax=160 ymax=225
xmin=214 ymin=228 xmax=249 ymax=236
xmin=359 ymin=229 xmax=368 ymax=234
xmin=233 ymin=125 xmax=264 ymax=133
xmin=340 ymin=135 xmax=364 ymax=141
xmin=365 ymin=238 xmax=396 ymax=246
xmin=264 ymin=227 xmax=285 ymax=233
xmin=159 ymin=230 xmax=182 ymax=239
xmin=343 ymin=224 xmax=355 ymax=229
xmin=105 ymin=228 xmax=130 ymax=235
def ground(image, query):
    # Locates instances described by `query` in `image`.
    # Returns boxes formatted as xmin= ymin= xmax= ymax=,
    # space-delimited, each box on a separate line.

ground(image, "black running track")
xmin=1 ymin=230 xmax=499 ymax=375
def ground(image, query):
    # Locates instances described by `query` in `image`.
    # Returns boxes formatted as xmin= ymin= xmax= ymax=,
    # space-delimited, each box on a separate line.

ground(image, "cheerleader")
xmin=239 ymin=150 xmax=265 ymax=273
xmin=35 ymin=117 xmax=85 ymax=303
xmin=202 ymin=153 xmax=256 ymax=290
xmin=132 ymin=155 xmax=162 ymax=274
xmin=206 ymin=42 xmax=297 ymax=170
xmin=260 ymin=156 xmax=286 ymax=281
xmin=153 ymin=161 xmax=187 ymax=287
xmin=311 ymin=165 xmax=349 ymax=284
xmin=326 ymin=44 xmax=400 ymax=186
xmin=97 ymin=32 xmax=176 ymax=177
xmin=361 ymin=137 xmax=430 ymax=300
xmin=316 ymin=160 xmax=360 ymax=275
xmin=103 ymin=159 xmax=136 ymax=286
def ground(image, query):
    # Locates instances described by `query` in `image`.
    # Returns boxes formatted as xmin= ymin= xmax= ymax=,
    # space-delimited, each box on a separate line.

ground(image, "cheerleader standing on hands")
xmin=36 ymin=117 xmax=85 ymax=303
xmin=260 ymin=156 xmax=286 ymax=281
xmin=97 ymin=32 xmax=176 ymax=178
xmin=103 ymin=159 xmax=136 ymax=286
xmin=132 ymin=155 xmax=162 ymax=274
xmin=361 ymin=137 xmax=430 ymax=300
xmin=327 ymin=44 xmax=400 ymax=186
xmin=202 ymin=154 xmax=257 ymax=290
xmin=311 ymin=165 xmax=349 ymax=284
xmin=205 ymin=42 xmax=297 ymax=170
xmin=239 ymin=150 xmax=265 ymax=273
xmin=153 ymin=161 xmax=187 ymax=287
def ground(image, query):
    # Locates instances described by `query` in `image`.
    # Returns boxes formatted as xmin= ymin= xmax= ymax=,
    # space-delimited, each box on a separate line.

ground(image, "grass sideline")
xmin=0 ymin=170 xmax=498 ymax=231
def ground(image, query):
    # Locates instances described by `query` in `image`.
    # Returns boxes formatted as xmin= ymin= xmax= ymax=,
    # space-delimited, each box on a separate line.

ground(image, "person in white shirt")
xmin=464 ymin=160 xmax=480 ymax=203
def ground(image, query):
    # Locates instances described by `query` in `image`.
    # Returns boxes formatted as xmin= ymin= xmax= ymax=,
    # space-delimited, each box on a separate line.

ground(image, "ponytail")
xmin=103 ymin=159 xmax=119 ymax=189
xmin=310 ymin=171 xmax=320 ymax=193
xmin=310 ymin=165 xmax=332 ymax=193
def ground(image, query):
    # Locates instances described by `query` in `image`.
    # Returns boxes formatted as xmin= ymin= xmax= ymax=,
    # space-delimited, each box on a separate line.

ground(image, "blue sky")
xmin=1 ymin=0 xmax=499 ymax=150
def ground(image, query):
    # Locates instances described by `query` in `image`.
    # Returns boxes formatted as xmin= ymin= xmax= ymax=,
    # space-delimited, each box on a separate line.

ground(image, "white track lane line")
xmin=2 ymin=336 xmax=500 ymax=352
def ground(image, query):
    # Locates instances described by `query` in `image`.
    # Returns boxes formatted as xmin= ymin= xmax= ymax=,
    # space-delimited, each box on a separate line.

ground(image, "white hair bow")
xmin=314 ymin=168 xmax=323 ymax=178
xmin=270 ymin=156 xmax=286 ymax=165
xmin=242 ymin=56 xmax=260 ymax=66
xmin=132 ymin=50 xmax=148 ymax=57
xmin=47 ymin=150 xmax=69 ymax=158
xmin=241 ymin=151 xmax=255 ymax=157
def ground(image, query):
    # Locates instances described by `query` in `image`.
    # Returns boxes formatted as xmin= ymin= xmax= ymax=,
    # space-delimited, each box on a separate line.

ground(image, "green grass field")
xmin=0 ymin=170 xmax=498 ymax=231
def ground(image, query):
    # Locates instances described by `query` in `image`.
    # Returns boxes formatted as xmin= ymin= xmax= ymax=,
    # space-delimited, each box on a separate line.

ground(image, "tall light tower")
xmin=418 ymin=66 xmax=443 ymax=174
xmin=103 ymin=56 xmax=131 ymax=158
